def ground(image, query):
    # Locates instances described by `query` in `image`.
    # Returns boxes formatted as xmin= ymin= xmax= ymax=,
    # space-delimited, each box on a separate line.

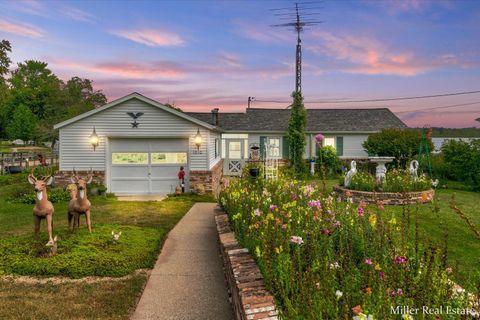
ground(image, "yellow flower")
xmin=275 ymin=246 xmax=283 ymax=254
xmin=389 ymin=217 xmax=397 ymax=225
xmin=375 ymin=263 xmax=381 ymax=270
xmin=255 ymin=246 xmax=261 ymax=257
xmin=369 ymin=214 xmax=377 ymax=227
xmin=266 ymin=213 xmax=274 ymax=221
xmin=421 ymin=191 xmax=430 ymax=202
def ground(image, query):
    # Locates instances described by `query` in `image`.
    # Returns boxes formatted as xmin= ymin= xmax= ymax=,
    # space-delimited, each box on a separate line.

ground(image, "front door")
xmin=224 ymin=139 xmax=244 ymax=176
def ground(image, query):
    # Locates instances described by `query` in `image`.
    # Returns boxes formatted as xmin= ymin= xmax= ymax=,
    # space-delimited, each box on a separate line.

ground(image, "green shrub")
xmin=346 ymin=169 xmax=431 ymax=192
xmin=8 ymin=187 xmax=70 ymax=204
xmin=349 ymin=171 xmax=375 ymax=191
xmin=0 ymin=224 xmax=161 ymax=278
xmin=442 ymin=139 xmax=480 ymax=191
xmin=316 ymin=145 xmax=340 ymax=178
xmin=362 ymin=129 xmax=434 ymax=167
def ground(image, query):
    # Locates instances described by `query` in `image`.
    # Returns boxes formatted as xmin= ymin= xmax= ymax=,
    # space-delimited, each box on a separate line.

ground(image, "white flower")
xmin=335 ymin=290 xmax=343 ymax=299
xmin=402 ymin=315 xmax=414 ymax=320
xmin=329 ymin=262 xmax=340 ymax=269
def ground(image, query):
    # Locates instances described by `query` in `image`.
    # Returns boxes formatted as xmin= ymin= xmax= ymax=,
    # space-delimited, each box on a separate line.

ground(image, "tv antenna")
xmin=271 ymin=1 xmax=322 ymax=95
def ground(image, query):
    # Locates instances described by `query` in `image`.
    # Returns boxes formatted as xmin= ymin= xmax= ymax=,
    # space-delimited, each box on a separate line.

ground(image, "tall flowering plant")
xmin=219 ymin=176 xmax=472 ymax=319
xmin=315 ymin=133 xmax=327 ymax=192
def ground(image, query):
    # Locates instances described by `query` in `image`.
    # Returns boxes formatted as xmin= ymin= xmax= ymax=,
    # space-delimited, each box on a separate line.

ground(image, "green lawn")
xmin=0 ymin=173 xmax=214 ymax=319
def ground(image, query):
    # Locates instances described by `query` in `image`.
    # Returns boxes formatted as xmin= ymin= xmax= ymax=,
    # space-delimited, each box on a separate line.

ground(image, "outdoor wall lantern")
xmin=89 ymin=126 xmax=99 ymax=151
xmin=194 ymin=128 xmax=202 ymax=152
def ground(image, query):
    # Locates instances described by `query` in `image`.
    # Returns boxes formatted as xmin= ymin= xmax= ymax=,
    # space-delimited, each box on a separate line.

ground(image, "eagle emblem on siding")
xmin=126 ymin=112 xmax=144 ymax=128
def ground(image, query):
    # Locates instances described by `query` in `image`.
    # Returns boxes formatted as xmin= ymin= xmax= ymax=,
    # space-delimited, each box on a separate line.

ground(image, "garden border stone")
xmin=215 ymin=212 xmax=279 ymax=320
xmin=333 ymin=185 xmax=435 ymax=205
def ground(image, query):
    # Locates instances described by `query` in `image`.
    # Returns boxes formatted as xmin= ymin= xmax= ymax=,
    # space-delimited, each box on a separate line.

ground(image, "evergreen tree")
xmin=287 ymin=91 xmax=307 ymax=175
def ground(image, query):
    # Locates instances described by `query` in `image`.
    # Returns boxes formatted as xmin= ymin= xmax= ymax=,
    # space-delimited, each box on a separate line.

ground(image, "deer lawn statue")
xmin=68 ymin=169 xmax=93 ymax=232
xmin=28 ymin=172 xmax=55 ymax=245
xmin=112 ymin=231 xmax=122 ymax=244
xmin=42 ymin=235 xmax=58 ymax=257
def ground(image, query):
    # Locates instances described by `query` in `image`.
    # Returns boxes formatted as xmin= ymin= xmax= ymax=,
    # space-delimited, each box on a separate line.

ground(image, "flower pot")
xmin=249 ymin=168 xmax=260 ymax=177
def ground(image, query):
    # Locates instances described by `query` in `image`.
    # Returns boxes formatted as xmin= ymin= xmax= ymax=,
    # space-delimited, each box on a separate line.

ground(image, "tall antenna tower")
xmin=271 ymin=2 xmax=322 ymax=94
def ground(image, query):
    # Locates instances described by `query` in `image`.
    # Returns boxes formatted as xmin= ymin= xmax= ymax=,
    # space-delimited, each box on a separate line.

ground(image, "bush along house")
xmin=54 ymin=92 xmax=406 ymax=195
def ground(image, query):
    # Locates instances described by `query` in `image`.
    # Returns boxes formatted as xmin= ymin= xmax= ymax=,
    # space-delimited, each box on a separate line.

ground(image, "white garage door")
xmin=109 ymin=138 xmax=188 ymax=195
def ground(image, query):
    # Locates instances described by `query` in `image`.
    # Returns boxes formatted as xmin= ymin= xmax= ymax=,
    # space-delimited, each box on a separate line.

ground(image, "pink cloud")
xmin=112 ymin=29 xmax=184 ymax=47
xmin=0 ymin=19 xmax=44 ymax=38
xmin=307 ymin=31 xmax=456 ymax=76
xmin=59 ymin=5 xmax=97 ymax=24
xmin=233 ymin=20 xmax=292 ymax=43
xmin=50 ymin=59 xmax=184 ymax=79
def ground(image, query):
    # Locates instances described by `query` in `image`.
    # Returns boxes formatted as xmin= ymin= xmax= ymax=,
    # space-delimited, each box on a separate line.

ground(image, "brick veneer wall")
xmin=215 ymin=211 xmax=279 ymax=320
xmin=333 ymin=185 xmax=435 ymax=205
xmin=190 ymin=159 xmax=224 ymax=195
xmin=54 ymin=170 xmax=105 ymax=188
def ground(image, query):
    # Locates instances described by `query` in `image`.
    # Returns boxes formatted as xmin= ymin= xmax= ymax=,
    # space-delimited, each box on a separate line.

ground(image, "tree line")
xmin=0 ymin=39 xmax=107 ymax=148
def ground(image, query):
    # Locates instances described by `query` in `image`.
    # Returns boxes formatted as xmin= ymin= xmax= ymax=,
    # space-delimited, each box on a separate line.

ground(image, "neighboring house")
xmin=431 ymin=137 xmax=476 ymax=153
xmin=54 ymin=92 xmax=406 ymax=195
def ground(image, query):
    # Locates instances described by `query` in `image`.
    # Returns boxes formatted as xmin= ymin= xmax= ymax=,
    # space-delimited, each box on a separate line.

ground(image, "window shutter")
xmin=260 ymin=136 xmax=267 ymax=159
xmin=282 ymin=136 xmax=289 ymax=159
xmin=336 ymin=136 xmax=344 ymax=156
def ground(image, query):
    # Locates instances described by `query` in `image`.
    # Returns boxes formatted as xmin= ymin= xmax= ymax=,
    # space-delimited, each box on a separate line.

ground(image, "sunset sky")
xmin=1 ymin=0 xmax=479 ymax=128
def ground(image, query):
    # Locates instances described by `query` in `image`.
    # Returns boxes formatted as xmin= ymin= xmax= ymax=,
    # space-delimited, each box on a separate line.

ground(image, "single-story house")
xmin=54 ymin=92 xmax=406 ymax=195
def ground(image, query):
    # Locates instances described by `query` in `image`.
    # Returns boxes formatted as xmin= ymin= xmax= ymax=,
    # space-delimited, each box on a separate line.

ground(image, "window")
xmin=215 ymin=138 xmax=219 ymax=158
xmin=112 ymin=153 xmax=148 ymax=165
xmin=267 ymin=137 xmax=281 ymax=158
xmin=323 ymin=137 xmax=336 ymax=148
xmin=228 ymin=141 xmax=242 ymax=159
xmin=151 ymin=152 xmax=187 ymax=164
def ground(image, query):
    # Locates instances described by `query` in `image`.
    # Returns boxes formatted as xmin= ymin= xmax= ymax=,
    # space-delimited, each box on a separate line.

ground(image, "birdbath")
xmin=368 ymin=156 xmax=395 ymax=182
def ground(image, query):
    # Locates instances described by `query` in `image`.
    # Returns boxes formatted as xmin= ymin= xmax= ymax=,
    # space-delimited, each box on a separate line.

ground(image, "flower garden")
xmin=220 ymin=175 xmax=477 ymax=319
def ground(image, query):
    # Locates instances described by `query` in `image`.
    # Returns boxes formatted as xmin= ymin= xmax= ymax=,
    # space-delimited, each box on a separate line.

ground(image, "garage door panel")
xmin=151 ymin=179 xmax=178 ymax=193
xmin=110 ymin=166 xmax=149 ymax=176
xmin=111 ymin=180 xmax=149 ymax=194
xmin=109 ymin=138 xmax=189 ymax=195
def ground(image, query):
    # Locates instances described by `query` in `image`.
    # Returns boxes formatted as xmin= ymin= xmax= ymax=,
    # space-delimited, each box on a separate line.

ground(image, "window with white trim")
xmin=323 ymin=137 xmax=336 ymax=149
xmin=267 ymin=137 xmax=281 ymax=158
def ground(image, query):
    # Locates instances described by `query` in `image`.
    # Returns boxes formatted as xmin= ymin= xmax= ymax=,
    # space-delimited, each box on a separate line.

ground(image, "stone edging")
xmin=333 ymin=185 xmax=435 ymax=205
xmin=215 ymin=213 xmax=279 ymax=320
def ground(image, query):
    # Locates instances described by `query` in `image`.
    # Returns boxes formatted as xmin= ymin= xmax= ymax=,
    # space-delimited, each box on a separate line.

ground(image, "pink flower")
xmin=394 ymin=255 xmax=407 ymax=265
xmin=365 ymin=258 xmax=373 ymax=265
xmin=292 ymin=193 xmax=297 ymax=201
xmin=269 ymin=204 xmax=277 ymax=211
xmin=397 ymin=288 xmax=403 ymax=296
xmin=308 ymin=199 xmax=321 ymax=209
xmin=315 ymin=133 xmax=325 ymax=144
xmin=303 ymin=185 xmax=314 ymax=196
xmin=254 ymin=208 xmax=261 ymax=216
xmin=358 ymin=207 xmax=364 ymax=217
xmin=320 ymin=228 xmax=331 ymax=236
xmin=290 ymin=236 xmax=304 ymax=245
xmin=379 ymin=271 xmax=385 ymax=280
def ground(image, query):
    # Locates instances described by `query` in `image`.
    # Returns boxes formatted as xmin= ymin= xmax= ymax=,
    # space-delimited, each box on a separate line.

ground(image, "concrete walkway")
xmin=132 ymin=203 xmax=233 ymax=320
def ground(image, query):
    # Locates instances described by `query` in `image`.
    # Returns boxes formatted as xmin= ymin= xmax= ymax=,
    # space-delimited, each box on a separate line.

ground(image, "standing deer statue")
xmin=68 ymin=169 xmax=93 ymax=232
xmin=28 ymin=172 xmax=55 ymax=245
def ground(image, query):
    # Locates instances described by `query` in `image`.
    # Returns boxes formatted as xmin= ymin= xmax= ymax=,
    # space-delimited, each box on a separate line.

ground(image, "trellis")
xmin=264 ymin=144 xmax=279 ymax=181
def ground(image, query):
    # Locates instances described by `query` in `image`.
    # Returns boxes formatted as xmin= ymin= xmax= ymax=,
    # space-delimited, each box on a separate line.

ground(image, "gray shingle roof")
xmin=186 ymin=108 xmax=407 ymax=132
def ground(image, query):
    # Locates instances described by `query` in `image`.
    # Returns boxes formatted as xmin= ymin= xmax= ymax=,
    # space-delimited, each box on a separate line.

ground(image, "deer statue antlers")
xmin=28 ymin=170 xmax=55 ymax=245
xmin=68 ymin=168 xmax=94 ymax=232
